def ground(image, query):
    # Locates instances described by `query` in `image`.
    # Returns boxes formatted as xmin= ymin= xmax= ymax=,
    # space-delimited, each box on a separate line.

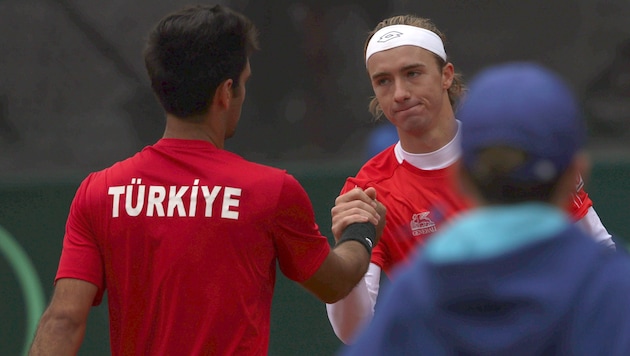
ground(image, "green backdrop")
xmin=1 ymin=162 xmax=628 ymax=355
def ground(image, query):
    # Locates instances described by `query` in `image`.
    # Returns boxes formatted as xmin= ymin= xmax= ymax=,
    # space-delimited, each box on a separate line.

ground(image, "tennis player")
xmin=342 ymin=61 xmax=630 ymax=355
xmin=327 ymin=14 xmax=615 ymax=344
xmin=28 ymin=4 xmax=384 ymax=355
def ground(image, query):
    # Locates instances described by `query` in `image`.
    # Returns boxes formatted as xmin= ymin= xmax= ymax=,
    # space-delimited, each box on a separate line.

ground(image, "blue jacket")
xmin=342 ymin=204 xmax=630 ymax=356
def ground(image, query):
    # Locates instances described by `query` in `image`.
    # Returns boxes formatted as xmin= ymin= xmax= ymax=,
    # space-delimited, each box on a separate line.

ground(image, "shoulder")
xmin=553 ymin=226 xmax=630 ymax=286
xmin=238 ymin=159 xmax=288 ymax=178
xmin=232 ymin=159 xmax=299 ymax=193
xmin=76 ymin=155 xmax=138 ymax=193
xmin=348 ymin=147 xmax=399 ymax=187
xmin=222 ymin=158 xmax=309 ymax=204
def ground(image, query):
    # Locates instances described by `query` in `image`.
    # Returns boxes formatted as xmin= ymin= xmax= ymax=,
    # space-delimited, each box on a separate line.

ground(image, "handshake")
xmin=331 ymin=186 xmax=386 ymax=255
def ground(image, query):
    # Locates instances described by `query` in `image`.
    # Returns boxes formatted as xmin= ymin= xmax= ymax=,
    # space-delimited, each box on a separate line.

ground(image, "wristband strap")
xmin=336 ymin=222 xmax=376 ymax=255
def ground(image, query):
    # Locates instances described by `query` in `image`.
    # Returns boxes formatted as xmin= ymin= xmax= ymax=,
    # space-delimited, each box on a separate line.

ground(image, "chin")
xmin=225 ymin=129 xmax=236 ymax=139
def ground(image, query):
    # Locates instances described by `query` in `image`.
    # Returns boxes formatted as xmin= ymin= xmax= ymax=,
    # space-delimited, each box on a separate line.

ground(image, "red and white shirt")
xmin=342 ymin=130 xmax=603 ymax=275
xmin=341 ymin=145 xmax=471 ymax=275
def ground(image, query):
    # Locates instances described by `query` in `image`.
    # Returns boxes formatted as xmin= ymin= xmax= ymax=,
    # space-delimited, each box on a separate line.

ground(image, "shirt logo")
xmin=410 ymin=211 xmax=437 ymax=236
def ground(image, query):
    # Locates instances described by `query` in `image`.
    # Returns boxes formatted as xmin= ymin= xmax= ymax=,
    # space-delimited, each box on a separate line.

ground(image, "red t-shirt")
xmin=343 ymin=146 xmax=593 ymax=275
xmin=56 ymin=139 xmax=330 ymax=355
xmin=342 ymin=147 xmax=473 ymax=275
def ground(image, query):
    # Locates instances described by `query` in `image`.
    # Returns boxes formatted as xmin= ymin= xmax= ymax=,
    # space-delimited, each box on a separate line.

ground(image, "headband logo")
xmin=377 ymin=31 xmax=403 ymax=43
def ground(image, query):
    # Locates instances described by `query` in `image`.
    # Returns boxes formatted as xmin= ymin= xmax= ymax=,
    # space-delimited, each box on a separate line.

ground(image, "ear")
xmin=214 ymin=78 xmax=234 ymax=109
xmin=442 ymin=62 xmax=455 ymax=90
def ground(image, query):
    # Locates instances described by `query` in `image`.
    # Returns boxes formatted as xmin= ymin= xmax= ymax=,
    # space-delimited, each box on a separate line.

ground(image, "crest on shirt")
xmin=410 ymin=211 xmax=437 ymax=236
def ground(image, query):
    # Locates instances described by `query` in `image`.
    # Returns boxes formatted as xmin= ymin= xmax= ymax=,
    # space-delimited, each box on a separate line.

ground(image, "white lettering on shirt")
xmin=107 ymin=178 xmax=241 ymax=220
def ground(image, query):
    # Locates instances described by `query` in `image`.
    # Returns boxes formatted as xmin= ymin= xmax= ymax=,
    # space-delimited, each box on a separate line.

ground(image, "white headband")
xmin=365 ymin=24 xmax=447 ymax=66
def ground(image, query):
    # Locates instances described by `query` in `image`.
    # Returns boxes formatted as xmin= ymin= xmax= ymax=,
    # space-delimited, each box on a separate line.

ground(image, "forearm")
xmin=326 ymin=222 xmax=378 ymax=301
xmin=327 ymin=279 xmax=373 ymax=344
xmin=29 ymin=312 xmax=86 ymax=355
xmin=575 ymin=206 xmax=615 ymax=249
xmin=302 ymin=220 xmax=378 ymax=303
xmin=326 ymin=263 xmax=381 ymax=344
xmin=318 ymin=240 xmax=372 ymax=303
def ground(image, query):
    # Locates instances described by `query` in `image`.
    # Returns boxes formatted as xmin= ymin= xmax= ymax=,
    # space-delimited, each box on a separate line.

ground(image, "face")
xmin=225 ymin=59 xmax=251 ymax=139
xmin=367 ymin=45 xmax=453 ymax=133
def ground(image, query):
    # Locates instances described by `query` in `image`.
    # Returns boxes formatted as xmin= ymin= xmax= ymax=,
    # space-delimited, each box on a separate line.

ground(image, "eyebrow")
xmin=370 ymin=62 xmax=427 ymax=81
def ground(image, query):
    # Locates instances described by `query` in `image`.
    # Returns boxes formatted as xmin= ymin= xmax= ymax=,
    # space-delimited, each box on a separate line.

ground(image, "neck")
xmin=394 ymin=120 xmax=461 ymax=169
xmin=162 ymin=113 xmax=224 ymax=149
xmin=399 ymin=117 xmax=457 ymax=154
xmin=398 ymin=96 xmax=457 ymax=153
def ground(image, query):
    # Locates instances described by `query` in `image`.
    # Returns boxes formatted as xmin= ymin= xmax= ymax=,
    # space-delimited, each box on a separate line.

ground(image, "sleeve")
xmin=339 ymin=178 xmax=360 ymax=195
xmin=565 ymin=174 xmax=592 ymax=220
xmin=272 ymin=173 xmax=331 ymax=282
xmin=339 ymin=265 xmax=424 ymax=356
xmin=55 ymin=174 xmax=106 ymax=305
xmin=574 ymin=206 xmax=615 ymax=249
xmin=326 ymin=263 xmax=381 ymax=344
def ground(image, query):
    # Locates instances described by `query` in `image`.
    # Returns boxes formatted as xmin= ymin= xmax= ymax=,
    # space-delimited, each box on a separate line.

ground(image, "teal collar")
xmin=423 ymin=203 xmax=570 ymax=264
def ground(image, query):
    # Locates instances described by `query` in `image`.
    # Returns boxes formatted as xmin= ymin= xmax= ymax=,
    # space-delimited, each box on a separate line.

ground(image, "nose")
xmin=393 ymin=79 xmax=410 ymax=103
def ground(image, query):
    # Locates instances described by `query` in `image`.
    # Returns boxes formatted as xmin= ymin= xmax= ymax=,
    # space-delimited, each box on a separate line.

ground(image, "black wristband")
xmin=335 ymin=222 xmax=376 ymax=255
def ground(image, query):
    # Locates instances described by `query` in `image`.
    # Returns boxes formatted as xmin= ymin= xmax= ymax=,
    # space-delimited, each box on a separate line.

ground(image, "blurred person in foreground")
xmin=327 ymin=14 xmax=615 ymax=344
xmin=28 ymin=4 xmax=385 ymax=355
xmin=342 ymin=62 xmax=630 ymax=355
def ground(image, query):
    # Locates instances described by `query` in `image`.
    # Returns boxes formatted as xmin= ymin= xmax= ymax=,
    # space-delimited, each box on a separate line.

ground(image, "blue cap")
xmin=459 ymin=62 xmax=586 ymax=183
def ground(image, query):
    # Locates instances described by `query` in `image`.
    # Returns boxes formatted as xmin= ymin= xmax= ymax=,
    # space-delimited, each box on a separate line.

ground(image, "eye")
xmin=407 ymin=71 xmax=421 ymax=78
xmin=374 ymin=77 xmax=391 ymax=86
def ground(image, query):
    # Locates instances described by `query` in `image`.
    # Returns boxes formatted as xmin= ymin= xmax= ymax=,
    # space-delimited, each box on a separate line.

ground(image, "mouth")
xmin=393 ymin=103 xmax=420 ymax=113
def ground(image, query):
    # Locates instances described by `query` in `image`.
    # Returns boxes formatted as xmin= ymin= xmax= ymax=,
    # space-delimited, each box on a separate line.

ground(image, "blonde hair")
xmin=364 ymin=15 xmax=465 ymax=119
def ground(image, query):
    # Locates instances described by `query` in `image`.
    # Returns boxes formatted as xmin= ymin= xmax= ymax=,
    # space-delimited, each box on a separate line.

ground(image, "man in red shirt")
xmin=327 ymin=14 xmax=615 ymax=344
xmin=343 ymin=60 xmax=630 ymax=356
xmin=28 ymin=5 xmax=384 ymax=355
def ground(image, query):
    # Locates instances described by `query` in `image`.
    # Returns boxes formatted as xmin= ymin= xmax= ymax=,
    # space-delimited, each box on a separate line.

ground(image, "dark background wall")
xmin=0 ymin=0 xmax=629 ymax=175
xmin=1 ymin=0 xmax=629 ymax=354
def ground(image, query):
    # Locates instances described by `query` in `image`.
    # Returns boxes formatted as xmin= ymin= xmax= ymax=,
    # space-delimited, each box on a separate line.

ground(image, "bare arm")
xmin=300 ymin=187 xmax=386 ymax=304
xmin=29 ymin=278 xmax=97 ymax=356
xmin=301 ymin=237 xmax=372 ymax=304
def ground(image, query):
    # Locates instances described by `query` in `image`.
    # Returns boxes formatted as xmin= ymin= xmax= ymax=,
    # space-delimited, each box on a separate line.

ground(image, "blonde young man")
xmin=343 ymin=62 xmax=630 ymax=355
xmin=327 ymin=15 xmax=615 ymax=344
